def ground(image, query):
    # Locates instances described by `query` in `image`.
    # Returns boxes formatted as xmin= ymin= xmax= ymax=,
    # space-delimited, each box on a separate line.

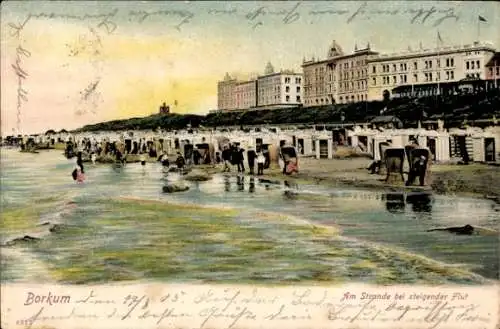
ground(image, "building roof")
xmin=485 ymin=52 xmax=500 ymax=67
xmin=367 ymin=42 xmax=496 ymax=63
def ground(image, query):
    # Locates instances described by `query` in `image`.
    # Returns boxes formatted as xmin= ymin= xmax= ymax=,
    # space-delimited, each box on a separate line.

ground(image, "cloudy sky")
xmin=1 ymin=1 xmax=499 ymax=134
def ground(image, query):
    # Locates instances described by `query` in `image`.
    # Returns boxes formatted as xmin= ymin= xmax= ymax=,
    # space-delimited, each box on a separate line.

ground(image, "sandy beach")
xmin=199 ymin=156 xmax=500 ymax=201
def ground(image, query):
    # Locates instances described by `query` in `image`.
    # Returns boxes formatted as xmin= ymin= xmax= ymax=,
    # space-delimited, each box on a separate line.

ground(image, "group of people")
xmin=220 ymin=144 xmax=266 ymax=175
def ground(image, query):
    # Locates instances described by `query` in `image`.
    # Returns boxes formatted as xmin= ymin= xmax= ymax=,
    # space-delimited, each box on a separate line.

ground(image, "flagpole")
xmin=437 ymin=32 xmax=440 ymax=97
xmin=477 ymin=19 xmax=480 ymax=42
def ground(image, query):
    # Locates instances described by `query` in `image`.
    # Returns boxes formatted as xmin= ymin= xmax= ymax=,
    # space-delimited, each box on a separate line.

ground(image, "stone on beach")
xmin=184 ymin=170 xmax=212 ymax=182
xmin=162 ymin=183 xmax=189 ymax=193
xmin=3 ymin=235 xmax=41 ymax=247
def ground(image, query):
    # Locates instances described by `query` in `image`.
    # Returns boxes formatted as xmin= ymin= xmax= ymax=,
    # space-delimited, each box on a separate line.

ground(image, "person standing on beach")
xmin=176 ymin=152 xmax=186 ymax=174
xmin=257 ymin=151 xmax=265 ymax=175
xmin=222 ymin=146 xmax=231 ymax=172
xmin=238 ymin=148 xmax=245 ymax=173
xmin=247 ymin=147 xmax=256 ymax=175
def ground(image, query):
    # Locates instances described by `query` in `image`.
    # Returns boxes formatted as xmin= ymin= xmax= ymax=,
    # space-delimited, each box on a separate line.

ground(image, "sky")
xmin=1 ymin=0 xmax=499 ymax=135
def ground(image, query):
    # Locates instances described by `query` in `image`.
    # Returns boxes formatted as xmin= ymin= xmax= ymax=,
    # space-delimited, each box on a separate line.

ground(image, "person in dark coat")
xmin=176 ymin=152 xmax=186 ymax=169
xmin=222 ymin=146 xmax=231 ymax=172
xmin=76 ymin=152 xmax=84 ymax=173
xmin=247 ymin=147 xmax=256 ymax=175
xmin=238 ymin=148 xmax=245 ymax=173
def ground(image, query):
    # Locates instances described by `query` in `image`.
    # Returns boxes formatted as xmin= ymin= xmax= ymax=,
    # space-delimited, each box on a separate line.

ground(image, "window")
xmin=446 ymin=59 xmax=450 ymax=67
xmin=429 ymin=61 xmax=432 ymax=68
xmin=476 ymin=60 xmax=480 ymax=68
xmin=437 ymin=72 xmax=440 ymax=81
xmin=372 ymin=66 xmax=376 ymax=73
xmin=414 ymin=62 xmax=418 ymax=70
xmin=446 ymin=71 xmax=450 ymax=80
xmin=400 ymin=63 xmax=404 ymax=71
xmin=285 ymin=86 xmax=290 ymax=93
xmin=429 ymin=73 xmax=433 ymax=81
xmin=466 ymin=61 xmax=470 ymax=70
xmin=471 ymin=61 xmax=475 ymax=69
xmin=404 ymin=75 xmax=407 ymax=83
xmin=451 ymin=58 xmax=454 ymax=66
xmin=296 ymin=86 xmax=300 ymax=93
xmin=450 ymin=71 xmax=454 ymax=79
xmin=393 ymin=64 xmax=397 ymax=72
xmin=392 ymin=76 xmax=396 ymax=84
xmin=296 ymin=95 xmax=301 ymax=102
xmin=414 ymin=73 xmax=418 ymax=82
xmin=437 ymin=59 xmax=440 ymax=67
xmin=425 ymin=61 xmax=428 ymax=69
xmin=295 ymin=77 xmax=301 ymax=84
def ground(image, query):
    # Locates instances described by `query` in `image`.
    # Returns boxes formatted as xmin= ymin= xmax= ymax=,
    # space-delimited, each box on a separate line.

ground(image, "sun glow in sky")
xmin=1 ymin=1 xmax=499 ymax=134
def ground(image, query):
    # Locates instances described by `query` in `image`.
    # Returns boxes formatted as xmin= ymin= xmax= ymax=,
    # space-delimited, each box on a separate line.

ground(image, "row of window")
xmin=488 ymin=67 xmax=500 ymax=76
xmin=340 ymin=70 xmax=368 ymax=80
xmin=338 ymin=80 xmax=367 ymax=92
xmin=284 ymin=77 xmax=302 ymax=84
xmin=285 ymin=95 xmax=301 ymax=102
xmin=374 ymin=70 xmax=456 ymax=86
xmin=303 ymin=93 xmax=368 ymax=106
xmin=465 ymin=73 xmax=481 ymax=79
xmin=374 ymin=57 xmax=455 ymax=73
xmin=466 ymin=60 xmax=481 ymax=70
xmin=258 ymin=85 xmax=302 ymax=94
xmin=341 ymin=60 xmax=366 ymax=69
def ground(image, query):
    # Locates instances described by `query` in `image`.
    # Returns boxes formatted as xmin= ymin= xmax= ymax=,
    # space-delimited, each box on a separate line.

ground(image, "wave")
xmin=114 ymin=195 xmax=491 ymax=284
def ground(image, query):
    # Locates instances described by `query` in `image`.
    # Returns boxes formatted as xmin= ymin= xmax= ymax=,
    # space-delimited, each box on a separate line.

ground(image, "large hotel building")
xmin=302 ymin=41 xmax=378 ymax=106
xmin=216 ymin=62 xmax=303 ymax=112
xmin=367 ymin=41 xmax=496 ymax=100
xmin=217 ymin=40 xmax=497 ymax=111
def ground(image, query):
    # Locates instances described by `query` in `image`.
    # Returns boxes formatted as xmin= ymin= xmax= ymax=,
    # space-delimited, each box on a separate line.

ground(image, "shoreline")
xmin=196 ymin=158 xmax=500 ymax=203
xmin=4 ymin=147 xmax=500 ymax=202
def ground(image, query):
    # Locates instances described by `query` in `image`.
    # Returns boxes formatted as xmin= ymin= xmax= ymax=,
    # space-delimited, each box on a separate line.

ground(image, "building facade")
xmin=302 ymin=40 xmax=378 ymax=106
xmin=256 ymin=62 xmax=303 ymax=109
xmin=217 ymin=73 xmax=237 ymax=111
xmin=486 ymin=52 xmax=500 ymax=89
xmin=216 ymin=62 xmax=303 ymax=112
xmin=336 ymin=45 xmax=377 ymax=104
xmin=367 ymin=42 xmax=497 ymax=101
xmin=234 ymin=80 xmax=257 ymax=110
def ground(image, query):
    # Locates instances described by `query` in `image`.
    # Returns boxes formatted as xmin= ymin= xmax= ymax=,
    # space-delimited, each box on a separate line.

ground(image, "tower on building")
xmin=264 ymin=62 xmax=275 ymax=75
xmin=327 ymin=40 xmax=344 ymax=58
xmin=159 ymin=102 xmax=170 ymax=114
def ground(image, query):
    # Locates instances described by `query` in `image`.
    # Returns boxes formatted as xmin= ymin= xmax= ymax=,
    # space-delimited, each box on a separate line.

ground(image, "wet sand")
xmin=199 ymin=157 xmax=500 ymax=201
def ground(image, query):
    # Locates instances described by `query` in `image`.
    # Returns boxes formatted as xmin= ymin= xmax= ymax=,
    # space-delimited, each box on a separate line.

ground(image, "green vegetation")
xmin=72 ymin=91 xmax=500 ymax=132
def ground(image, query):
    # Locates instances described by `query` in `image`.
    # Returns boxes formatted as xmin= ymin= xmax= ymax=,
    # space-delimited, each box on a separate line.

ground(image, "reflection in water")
xmin=407 ymin=193 xmax=433 ymax=213
xmin=283 ymin=180 xmax=299 ymax=199
xmin=249 ymin=177 xmax=255 ymax=193
xmin=237 ymin=175 xmax=245 ymax=191
xmin=385 ymin=193 xmax=405 ymax=213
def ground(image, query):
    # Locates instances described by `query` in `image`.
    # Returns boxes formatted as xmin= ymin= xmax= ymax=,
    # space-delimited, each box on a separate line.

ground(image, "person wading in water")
xmin=72 ymin=152 xmax=85 ymax=183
